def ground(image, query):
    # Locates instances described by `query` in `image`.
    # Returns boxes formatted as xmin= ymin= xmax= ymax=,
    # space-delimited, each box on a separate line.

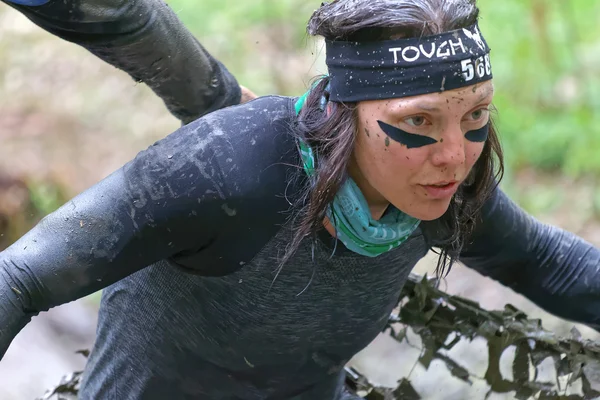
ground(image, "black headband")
xmin=325 ymin=23 xmax=493 ymax=102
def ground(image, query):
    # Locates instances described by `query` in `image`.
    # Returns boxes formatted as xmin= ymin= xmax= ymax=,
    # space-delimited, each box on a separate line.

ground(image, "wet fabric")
xmin=0 ymin=97 xmax=599 ymax=399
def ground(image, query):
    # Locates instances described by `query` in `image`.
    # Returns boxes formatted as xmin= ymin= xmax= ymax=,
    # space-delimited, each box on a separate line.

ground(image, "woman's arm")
xmin=0 ymin=115 xmax=230 ymax=358
xmin=3 ymin=0 xmax=242 ymax=124
xmin=459 ymin=187 xmax=600 ymax=330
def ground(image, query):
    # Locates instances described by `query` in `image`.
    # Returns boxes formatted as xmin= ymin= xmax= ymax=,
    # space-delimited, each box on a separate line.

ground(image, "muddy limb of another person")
xmin=3 ymin=0 xmax=246 ymax=124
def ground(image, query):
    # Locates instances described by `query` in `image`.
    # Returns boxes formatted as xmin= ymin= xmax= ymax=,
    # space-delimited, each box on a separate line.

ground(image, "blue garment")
xmin=5 ymin=0 xmax=50 ymax=6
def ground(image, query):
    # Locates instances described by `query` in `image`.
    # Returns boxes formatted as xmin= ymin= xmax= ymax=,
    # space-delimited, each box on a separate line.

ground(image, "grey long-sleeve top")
xmin=0 ymin=96 xmax=599 ymax=399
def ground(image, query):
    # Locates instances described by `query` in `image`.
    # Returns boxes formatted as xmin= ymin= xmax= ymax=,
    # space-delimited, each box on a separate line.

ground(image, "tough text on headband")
xmin=325 ymin=24 xmax=493 ymax=102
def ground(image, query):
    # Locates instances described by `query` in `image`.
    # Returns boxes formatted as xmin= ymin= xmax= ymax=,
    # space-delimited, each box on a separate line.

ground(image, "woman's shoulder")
xmin=190 ymin=95 xmax=300 ymax=190
xmin=124 ymin=95 xmax=302 ymax=202
xmin=121 ymin=96 xmax=304 ymax=275
xmin=199 ymin=94 xmax=298 ymax=152
xmin=200 ymin=94 xmax=296 ymax=128
xmin=184 ymin=94 xmax=298 ymax=153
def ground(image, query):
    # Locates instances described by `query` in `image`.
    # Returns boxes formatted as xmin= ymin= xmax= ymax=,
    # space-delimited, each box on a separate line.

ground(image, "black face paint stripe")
xmin=377 ymin=120 xmax=438 ymax=149
xmin=465 ymin=122 xmax=490 ymax=142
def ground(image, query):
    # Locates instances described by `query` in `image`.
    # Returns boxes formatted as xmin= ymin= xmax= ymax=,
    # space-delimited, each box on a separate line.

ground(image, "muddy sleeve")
xmin=459 ymin=187 xmax=600 ymax=330
xmin=3 ymin=0 xmax=241 ymax=124
xmin=0 ymin=117 xmax=230 ymax=359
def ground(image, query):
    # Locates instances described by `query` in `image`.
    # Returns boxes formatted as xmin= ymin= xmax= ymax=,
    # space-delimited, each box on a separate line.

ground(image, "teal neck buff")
xmin=294 ymin=89 xmax=420 ymax=257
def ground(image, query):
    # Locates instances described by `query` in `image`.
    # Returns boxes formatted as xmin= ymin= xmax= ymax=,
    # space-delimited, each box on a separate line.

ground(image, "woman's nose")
xmin=430 ymin=128 xmax=466 ymax=168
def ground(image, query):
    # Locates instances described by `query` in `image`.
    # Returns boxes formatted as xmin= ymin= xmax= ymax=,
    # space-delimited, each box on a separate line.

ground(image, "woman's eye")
xmin=469 ymin=108 xmax=489 ymax=121
xmin=405 ymin=116 xmax=427 ymax=127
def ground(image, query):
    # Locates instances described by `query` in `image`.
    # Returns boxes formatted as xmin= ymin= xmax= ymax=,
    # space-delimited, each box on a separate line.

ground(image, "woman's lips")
xmin=420 ymin=181 xmax=459 ymax=199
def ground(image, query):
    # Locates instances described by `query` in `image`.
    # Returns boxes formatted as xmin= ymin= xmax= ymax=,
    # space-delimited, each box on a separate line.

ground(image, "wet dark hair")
xmin=283 ymin=0 xmax=504 ymax=276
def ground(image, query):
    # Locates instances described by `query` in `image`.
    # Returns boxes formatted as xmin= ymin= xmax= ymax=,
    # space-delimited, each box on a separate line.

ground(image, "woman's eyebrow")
xmin=415 ymin=103 xmax=441 ymax=112
xmin=475 ymin=88 xmax=494 ymax=104
xmin=406 ymin=89 xmax=493 ymax=112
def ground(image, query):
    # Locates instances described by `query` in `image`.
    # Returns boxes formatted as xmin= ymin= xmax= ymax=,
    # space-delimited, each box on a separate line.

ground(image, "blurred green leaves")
xmin=165 ymin=0 xmax=319 ymax=95
xmin=28 ymin=180 xmax=65 ymax=216
xmin=470 ymin=0 xmax=600 ymax=178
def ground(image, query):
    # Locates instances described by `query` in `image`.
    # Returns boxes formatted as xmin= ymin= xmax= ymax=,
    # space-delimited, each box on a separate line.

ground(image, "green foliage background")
xmin=166 ymin=0 xmax=600 ymax=182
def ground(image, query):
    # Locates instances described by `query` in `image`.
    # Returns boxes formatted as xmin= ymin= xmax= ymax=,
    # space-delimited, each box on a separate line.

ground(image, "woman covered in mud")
xmin=1 ymin=0 xmax=599 ymax=399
